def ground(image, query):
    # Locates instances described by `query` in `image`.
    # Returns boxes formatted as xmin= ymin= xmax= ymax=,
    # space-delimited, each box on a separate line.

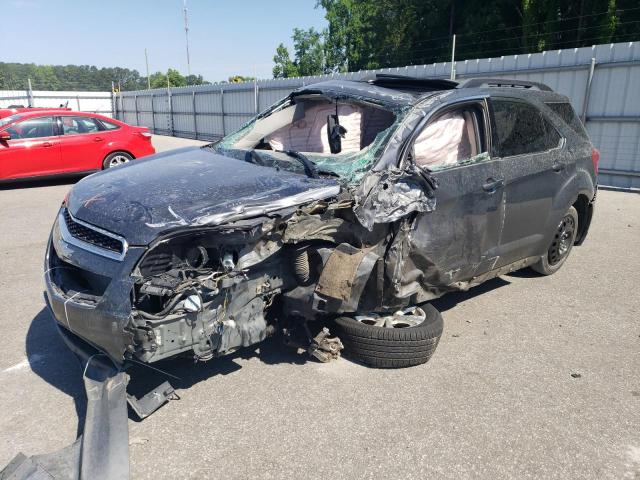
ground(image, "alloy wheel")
xmin=548 ymin=214 xmax=576 ymax=265
xmin=354 ymin=306 xmax=427 ymax=329
xmin=108 ymin=154 xmax=130 ymax=168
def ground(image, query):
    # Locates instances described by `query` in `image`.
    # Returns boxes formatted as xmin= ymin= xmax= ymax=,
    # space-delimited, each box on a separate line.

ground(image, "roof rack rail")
xmin=457 ymin=78 xmax=553 ymax=92
xmin=366 ymin=74 xmax=459 ymax=91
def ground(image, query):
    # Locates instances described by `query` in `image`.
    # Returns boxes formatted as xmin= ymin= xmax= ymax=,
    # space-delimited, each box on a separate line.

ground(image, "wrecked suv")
xmin=45 ymin=75 xmax=598 ymax=373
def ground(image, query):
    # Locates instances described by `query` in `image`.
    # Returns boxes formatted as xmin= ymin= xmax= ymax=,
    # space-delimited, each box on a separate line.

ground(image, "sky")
xmin=0 ymin=0 xmax=327 ymax=81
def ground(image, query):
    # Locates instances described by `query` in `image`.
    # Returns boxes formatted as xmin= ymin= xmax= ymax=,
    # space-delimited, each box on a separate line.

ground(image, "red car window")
xmin=61 ymin=116 xmax=102 ymax=135
xmin=6 ymin=117 xmax=55 ymax=139
xmin=99 ymin=119 xmax=121 ymax=130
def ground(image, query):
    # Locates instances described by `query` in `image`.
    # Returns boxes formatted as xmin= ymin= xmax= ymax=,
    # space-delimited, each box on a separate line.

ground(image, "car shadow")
xmin=430 ymin=276 xmax=511 ymax=313
xmin=505 ymin=268 xmax=543 ymax=279
xmin=125 ymin=335 xmax=311 ymax=421
xmin=26 ymin=304 xmax=316 ymax=425
xmin=0 ymin=176 xmax=82 ymax=191
xmin=25 ymin=307 xmax=87 ymax=437
xmin=26 ymin=277 xmax=513 ymax=426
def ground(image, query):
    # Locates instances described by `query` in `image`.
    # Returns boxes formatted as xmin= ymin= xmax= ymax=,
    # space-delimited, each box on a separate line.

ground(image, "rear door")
xmin=0 ymin=116 xmax=61 ymax=179
xmin=488 ymin=97 xmax=567 ymax=267
xmin=406 ymin=99 xmax=506 ymax=287
xmin=57 ymin=115 xmax=108 ymax=172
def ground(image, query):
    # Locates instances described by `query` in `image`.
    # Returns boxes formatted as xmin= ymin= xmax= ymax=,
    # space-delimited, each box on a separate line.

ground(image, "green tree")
xmin=186 ymin=74 xmax=210 ymax=85
xmin=275 ymin=0 xmax=636 ymax=77
xmin=0 ymin=62 xmax=209 ymax=91
xmin=167 ymin=68 xmax=187 ymax=87
xmin=149 ymin=69 xmax=187 ymax=88
xmin=273 ymin=43 xmax=300 ymax=78
xmin=149 ymin=71 xmax=168 ymax=89
xmin=292 ymin=28 xmax=325 ymax=76
xmin=272 ymin=28 xmax=325 ymax=78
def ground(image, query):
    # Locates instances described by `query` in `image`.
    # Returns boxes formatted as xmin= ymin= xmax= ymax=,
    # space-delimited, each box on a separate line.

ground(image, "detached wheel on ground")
xmin=103 ymin=151 xmax=133 ymax=169
xmin=333 ymin=305 xmax=443 ymax=368
xmin=531 ymin=206 xmax=578 ymax=275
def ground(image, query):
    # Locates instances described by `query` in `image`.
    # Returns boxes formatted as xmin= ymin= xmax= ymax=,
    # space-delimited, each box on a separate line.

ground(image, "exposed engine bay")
xmin=127 ymin=196 xmax=393 ymax=364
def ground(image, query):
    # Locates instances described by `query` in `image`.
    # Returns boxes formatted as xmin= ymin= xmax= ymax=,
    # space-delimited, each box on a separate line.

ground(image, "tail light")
xmin=138 ymin=131 xmax=152 ymax=139
xmin=591 ymin=148 xmax=600 ymax=174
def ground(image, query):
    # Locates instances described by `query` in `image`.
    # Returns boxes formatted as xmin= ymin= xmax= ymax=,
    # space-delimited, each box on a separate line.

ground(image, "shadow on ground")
xmin=25 ymin=304 xmax=314 ymax=425
xmin=25 ymin=307 xmax=86 ymax=437
xmin=26 ymin=276 xmax=514 ymax=426
xmin=431 ymin=276 xmax=511 ymax=312
xmin=125 ymin=334 xmax=311 ymax=421
xmin=0 ymin=176 xmax=80 ymax=191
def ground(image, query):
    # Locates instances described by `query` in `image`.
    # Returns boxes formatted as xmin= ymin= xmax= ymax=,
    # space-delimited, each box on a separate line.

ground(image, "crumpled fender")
xmin=353 ymin=166 xmax=438 ymax=230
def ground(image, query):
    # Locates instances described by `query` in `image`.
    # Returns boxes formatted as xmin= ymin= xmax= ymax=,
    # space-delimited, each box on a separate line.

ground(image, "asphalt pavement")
xmin=0 ymin=135 xmax=638 ymax=479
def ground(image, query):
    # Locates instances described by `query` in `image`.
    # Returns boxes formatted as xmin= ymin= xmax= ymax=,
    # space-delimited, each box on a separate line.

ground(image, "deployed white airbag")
xmin=267 ymin=103 xmax=363 ymax=153
xmin=414 ymin=112 xmax=467 ymax=168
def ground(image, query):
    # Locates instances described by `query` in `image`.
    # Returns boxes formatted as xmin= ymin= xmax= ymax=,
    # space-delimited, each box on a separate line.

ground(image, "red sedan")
xmin=0 ymin=110 xmax=155 ymax=181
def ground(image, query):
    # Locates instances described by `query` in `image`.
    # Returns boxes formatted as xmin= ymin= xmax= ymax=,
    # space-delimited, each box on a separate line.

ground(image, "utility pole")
xmin=183 ymin=0 xmax=191 ymax=80
xmin=450 ymin=34 xmax=456 ymax=81
xmin=253 ymin=65 xmax=258 ymax=114
xmin=145 ymin=48 xmax=151 ymax=90
xmin=111 ymin=81 xmax=116 ymax=118
xmin=27 ymin=78 xmax=34 ymax=107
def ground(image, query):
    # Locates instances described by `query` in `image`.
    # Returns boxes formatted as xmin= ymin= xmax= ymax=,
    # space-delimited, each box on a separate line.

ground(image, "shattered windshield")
xmin=212 ymin=94 xmax=408 ymax=185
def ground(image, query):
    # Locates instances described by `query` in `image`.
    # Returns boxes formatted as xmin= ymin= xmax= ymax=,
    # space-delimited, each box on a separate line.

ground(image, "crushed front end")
xmin=46 ymin=188 xmax=397 ymax=367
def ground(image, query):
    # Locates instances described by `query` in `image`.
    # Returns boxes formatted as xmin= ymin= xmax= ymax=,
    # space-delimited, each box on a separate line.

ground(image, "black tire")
xmin=531 ymin=206 xmax=579 ymax=275
xmin=102 ymin=151 xmax=133 ymax=169
xmin=333 ymin=304 xmax=443 ymax=368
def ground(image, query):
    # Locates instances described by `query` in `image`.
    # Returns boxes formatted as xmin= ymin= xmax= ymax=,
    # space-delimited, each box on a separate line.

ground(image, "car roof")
xmin=298 ymin=75 xmax=568 ymax=106
xmin=3 ymin=109 xmax=120 ymax=122
xmin=1 ymin=109 xmax=74 ymax=120
xmin=295 ymin=79 xmax=419 ymax=107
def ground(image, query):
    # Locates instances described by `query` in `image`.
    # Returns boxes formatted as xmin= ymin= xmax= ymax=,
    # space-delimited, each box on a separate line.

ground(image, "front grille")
xmin=62 ymin=209 xmax=124 ymax=254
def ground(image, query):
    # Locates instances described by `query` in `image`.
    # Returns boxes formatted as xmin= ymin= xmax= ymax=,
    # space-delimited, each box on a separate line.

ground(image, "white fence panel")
xmin=0 ymin=90 xmax=113 ymax=116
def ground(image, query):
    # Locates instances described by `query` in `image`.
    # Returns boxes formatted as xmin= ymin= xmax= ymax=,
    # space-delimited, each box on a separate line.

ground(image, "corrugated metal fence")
xmin=115 ymin=41 xmax=639 ymax=189
xmin=0 ymin=90 xmax=114 ymax=116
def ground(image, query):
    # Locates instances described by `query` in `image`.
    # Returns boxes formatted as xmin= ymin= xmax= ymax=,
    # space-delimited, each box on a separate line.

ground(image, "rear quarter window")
xmin=490 ymin=98 xmax=561 ymax=157
xmin=99 ymin=120 xmax=121 ymax=130
xmin=545 ymin=102 xmax=589 ymax=140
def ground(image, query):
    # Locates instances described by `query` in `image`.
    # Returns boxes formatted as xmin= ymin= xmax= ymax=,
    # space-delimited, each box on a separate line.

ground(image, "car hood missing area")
xmin=67 ymin=147 xmax=340 ymax=245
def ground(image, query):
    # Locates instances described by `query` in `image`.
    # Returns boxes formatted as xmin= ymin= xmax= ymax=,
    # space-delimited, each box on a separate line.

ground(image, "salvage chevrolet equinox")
xmin=45 ymin=75 xmax=598 ymax=380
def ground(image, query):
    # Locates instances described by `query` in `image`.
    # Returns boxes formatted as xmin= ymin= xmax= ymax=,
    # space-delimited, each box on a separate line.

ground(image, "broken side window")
xmin=490 ymin=98 xmax=562 ymax=157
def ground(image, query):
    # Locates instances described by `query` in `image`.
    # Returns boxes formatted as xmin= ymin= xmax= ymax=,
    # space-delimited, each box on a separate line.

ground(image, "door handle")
xmin=552 ymin=162 xmax=565 ymax=172
xmin=42 ymin=142 xmax=54 ymax=148
xmin=482 ymin=178 xmax=504 ymax=193
xmin=94 ymin=137 xmax=104 ymax=142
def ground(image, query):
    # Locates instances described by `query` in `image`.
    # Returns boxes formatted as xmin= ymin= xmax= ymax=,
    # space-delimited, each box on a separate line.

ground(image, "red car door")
xmin=57 ymin=115 xmax=108 ymax=171
xmin=0 ymin=116 xmax=62 ymax=180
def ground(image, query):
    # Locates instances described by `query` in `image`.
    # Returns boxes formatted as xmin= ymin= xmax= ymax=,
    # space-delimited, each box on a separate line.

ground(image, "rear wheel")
xmin=103 ymin=151 xmax=133 ymax=169
xmin=531 ymin=206 xmax=578 ymax=275
xmin=333 ymin=305 xmax=443 ymax=369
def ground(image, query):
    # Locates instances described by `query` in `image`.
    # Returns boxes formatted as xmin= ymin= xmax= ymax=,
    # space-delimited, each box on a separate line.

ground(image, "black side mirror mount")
xmin=327 ymin=114 xmax=347 ymax=154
